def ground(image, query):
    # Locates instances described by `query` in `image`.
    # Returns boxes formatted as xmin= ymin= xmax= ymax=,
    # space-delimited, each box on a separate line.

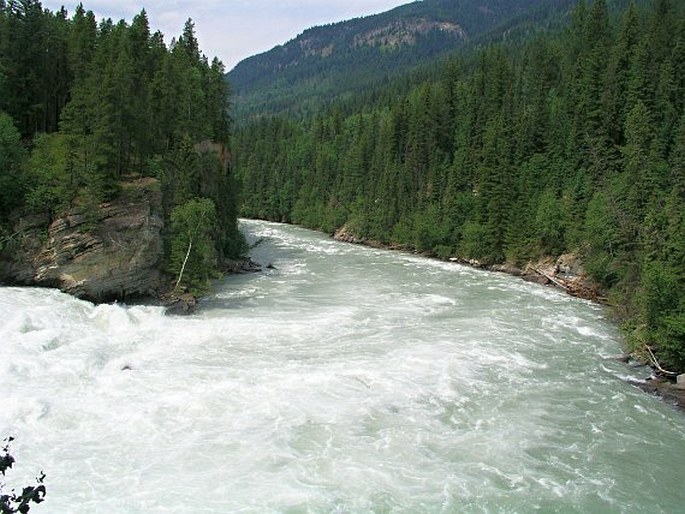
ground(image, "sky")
xmin=41 ymin=0 xmax=413 ymax=71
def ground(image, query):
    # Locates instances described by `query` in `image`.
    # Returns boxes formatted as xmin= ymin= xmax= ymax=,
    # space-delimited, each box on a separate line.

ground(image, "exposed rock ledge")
xmin=0 ymin=178 xmax=165 ymax=303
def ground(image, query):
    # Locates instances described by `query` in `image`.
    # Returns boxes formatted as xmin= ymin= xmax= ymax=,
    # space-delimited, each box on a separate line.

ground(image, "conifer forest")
xmin=0 ymin=0 xmax=683 ymax=372
xmin=233 ymin=0 xmax=685 ymax=372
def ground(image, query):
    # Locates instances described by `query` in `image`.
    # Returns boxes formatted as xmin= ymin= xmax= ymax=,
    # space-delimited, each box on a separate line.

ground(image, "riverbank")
xmin=163 ymin=258 xmax=263 ymax=315
xmin=0 ymin=177 xmax=258 ymax=312
xmin=333 ymin=225 xmax=602 ymax=303
xmin=627 ymin=375 xmax=685 ymax=410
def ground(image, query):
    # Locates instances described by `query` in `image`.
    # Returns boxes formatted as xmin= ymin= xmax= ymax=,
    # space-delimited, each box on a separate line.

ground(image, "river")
xmin=1 ymin=219 xmax=684 ymax=513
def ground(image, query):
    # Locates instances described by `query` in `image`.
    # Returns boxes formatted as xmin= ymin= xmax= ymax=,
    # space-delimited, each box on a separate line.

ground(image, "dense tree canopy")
xmin=234 ymin=0 xmax=685 ymax=372
xmin=0 ymin=1 xmax=244 ymax=293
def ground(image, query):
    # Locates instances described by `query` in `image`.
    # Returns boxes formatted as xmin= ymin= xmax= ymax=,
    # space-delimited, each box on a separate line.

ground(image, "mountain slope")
xmin=227 ymin=0 xmax=576 ymax=121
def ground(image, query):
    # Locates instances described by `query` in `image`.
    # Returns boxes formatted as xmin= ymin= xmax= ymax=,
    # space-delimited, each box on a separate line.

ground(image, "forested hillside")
xmin=227 ymin=0 xmax=579 ymax=122
xmin=234 ymin=0 xmax=685 ymax=372
xmin=0 ymin=1 xmax=244 ymax=294
xmin=227 ymin=0 xmax=649 ymax=123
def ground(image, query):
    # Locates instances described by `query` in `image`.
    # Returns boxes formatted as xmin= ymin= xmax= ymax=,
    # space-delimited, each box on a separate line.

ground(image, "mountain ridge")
xmin=227 ymin=0 xmax=577 ymax=121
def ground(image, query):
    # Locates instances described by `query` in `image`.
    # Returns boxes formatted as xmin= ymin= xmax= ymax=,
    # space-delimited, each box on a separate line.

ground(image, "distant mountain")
xmin=227 ymin=0 xmax=577 ymax=122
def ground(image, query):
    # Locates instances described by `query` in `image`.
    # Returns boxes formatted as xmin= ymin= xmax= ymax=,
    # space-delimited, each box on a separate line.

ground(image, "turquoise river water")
xmin=1 ymin=219 xmax=684 ymax=513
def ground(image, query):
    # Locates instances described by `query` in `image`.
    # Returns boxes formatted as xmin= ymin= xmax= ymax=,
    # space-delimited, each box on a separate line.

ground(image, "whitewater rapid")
xmin=1 ymin=220 xmax=684 ymax=513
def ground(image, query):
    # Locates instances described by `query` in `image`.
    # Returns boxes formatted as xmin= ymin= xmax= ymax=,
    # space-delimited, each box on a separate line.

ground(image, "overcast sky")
xmin=41 ymin=0 xmax=412 ymax=70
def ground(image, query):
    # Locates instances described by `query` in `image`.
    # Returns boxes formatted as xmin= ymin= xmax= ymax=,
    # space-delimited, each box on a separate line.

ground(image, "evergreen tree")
xmin=0 ymin=110 xmax=25 ymax=219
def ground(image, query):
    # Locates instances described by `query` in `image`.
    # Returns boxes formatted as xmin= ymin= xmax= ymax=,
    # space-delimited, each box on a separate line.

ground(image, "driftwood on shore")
xmin=531 ymin=267 xmax=569 ymax=291
xmin=644 ymin=344 xmax=679 ymax=377
xmin=529 ymin=264 xmax=606 ymax=303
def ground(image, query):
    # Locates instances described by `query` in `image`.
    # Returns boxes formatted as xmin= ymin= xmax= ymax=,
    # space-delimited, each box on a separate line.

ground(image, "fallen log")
xmin=645 ymin=344 xmax=679 ymax=377
xmin=532 ymin=267 xmax=569 ymax=292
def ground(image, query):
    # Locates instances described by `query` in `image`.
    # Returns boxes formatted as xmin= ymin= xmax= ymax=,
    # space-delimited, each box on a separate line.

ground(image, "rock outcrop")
xmin=0 ymin=178 xmax=165 ymax=303
xmin=521 ymin=254 xmax=605 ymax=303
xmin=333 ymin=225 xmax=404 ymax=250
xmin=629 ymin=376 xmax=685 ymax=411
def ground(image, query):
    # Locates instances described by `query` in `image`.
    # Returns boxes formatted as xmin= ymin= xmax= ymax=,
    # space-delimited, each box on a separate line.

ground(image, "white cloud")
xmin=40 ymin=0 xmax=410 ymax=70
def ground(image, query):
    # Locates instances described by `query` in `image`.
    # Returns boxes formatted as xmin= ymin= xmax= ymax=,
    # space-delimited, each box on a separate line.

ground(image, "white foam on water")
xmin=2 ymin=221 xmax=684 ymax=513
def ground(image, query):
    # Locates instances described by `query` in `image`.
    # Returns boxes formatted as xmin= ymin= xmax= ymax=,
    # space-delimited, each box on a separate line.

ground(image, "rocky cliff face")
xmin=0 ymin=178 xmax=165 ymax=303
